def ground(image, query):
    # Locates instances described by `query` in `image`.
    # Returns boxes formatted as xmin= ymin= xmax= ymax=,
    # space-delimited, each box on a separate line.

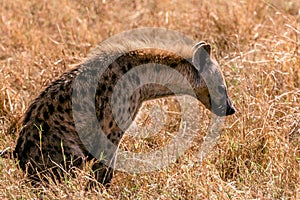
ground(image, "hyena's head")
xmin=192 ymin=42 xmax=236 ymax=117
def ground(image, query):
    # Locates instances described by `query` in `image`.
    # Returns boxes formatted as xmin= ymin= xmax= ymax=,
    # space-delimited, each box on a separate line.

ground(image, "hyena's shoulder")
xmin=22 ymin=67 xmax=82 ymax=127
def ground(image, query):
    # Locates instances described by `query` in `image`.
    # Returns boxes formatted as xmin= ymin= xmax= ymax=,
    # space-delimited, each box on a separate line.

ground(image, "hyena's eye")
xmin=218 ymin=85 xmax=226 ymax=94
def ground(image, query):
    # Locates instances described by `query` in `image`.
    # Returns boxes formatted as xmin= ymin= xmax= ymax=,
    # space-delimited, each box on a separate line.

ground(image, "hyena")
xmin=13 ymin=31 xmax=235 ymax=187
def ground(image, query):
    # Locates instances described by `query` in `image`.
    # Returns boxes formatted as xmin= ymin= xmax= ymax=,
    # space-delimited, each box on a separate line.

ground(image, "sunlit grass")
xmin=0 ymin=0 xmax=299 ymax=199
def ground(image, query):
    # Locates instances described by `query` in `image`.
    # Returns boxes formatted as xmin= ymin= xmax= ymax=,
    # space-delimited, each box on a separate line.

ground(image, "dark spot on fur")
xmin=52 ymin=134 xmax=59 ymax=141
xmin=51 ymin=89 xmax=59 ymax=97
xmin=67 ymin=121 xmax=74 ymax=127
xmin=59 ymin=95 xmax=65 ymax=104
xmin=108 ymin=86 xmax=113 ymax=92
xmin=43 ymin=123 xmax=50 ymax=132
xmin=127 ymin=63 xmax=132 ymax=70
xmin=35 ymin=118 xmax=42 ymax=124
xmin=68 ymin=139 xmax=75 ymax=145
xmin=63 ymin=146 xmax=71 ymax=153
xmin=65 ymin=94 xmax=71 ymax=101
xmin=143 ymin=58 xmax=150 ymax=63
xmin=48 ymin=104 xmax=55 ymax=115
xmin=43 ymin=111 xmax=49 ymax=120
xmin=32 ymin=133 xmax=39 ymax=141
xmin=98 ymin=111 xmax=103 ymax=119
xmin=103 ymin=75 xmax=109 ymax=81
xmin=65 ymin=108 xmax=72 ymax=114
xmin=170 ymin=63 xmax=177 ymax=68
xmin=96 ymin=88 xmax=102 ymax=96
xmin=60 ymin=126 xmax=67 ymax=132
xmin=57 ymin=105 xmax=63 ymax=113
xmin=112 ymin=74 xmax=117 ymax=81
xmin=31 ymin=104 xmax=37 ymax=110
xmin=121 ymin=65 xmax=128 ymax=74
xmin=37 ymin=104 xmax=44 ymax=112
xmin=111 ymin=139 xmax=118 ymax=145
xmin=109 ymin=121 xmax=113 ymax=128
xmin=59 ymin=84 xmax=65 ymax=91
xmin=39 ymin=91 xmax=46 ymax=98
xmin=102 ymin=96 xmax=109 ymax=103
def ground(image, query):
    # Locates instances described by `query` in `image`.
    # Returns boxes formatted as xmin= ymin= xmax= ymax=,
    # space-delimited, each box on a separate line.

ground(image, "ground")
xmin=0 ymin=0 xmax=299 ymax=199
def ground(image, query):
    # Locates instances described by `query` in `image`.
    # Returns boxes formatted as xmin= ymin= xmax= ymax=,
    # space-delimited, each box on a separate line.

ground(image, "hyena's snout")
xmin=211 ymin=97 xmax=236 ymax=117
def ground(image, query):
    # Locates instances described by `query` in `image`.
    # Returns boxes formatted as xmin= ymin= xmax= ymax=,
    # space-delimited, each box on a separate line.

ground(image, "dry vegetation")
xmin=0 ymin=0 xmax=299 ymax=199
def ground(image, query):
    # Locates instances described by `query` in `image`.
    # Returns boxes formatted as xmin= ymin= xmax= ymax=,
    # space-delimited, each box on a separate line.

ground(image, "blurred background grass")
xmin=0 ymin=0 xmax=299 ymax=199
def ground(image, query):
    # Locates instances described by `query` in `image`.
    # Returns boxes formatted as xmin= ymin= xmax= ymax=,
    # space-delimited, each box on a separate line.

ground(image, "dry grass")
xmin=0 ymin=0 xmax=299 ymax=199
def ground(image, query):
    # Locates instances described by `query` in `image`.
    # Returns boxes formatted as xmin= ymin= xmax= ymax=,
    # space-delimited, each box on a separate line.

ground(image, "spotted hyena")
xmin=14 ymin=31 xmax=235 ymax=187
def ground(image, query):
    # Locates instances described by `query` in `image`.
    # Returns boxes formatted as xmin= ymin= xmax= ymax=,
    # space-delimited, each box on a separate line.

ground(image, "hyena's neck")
xmin=100 ymin=48 xmax=203 ymax=125
xmin=112 ymin=49 xmax=201 ymax=101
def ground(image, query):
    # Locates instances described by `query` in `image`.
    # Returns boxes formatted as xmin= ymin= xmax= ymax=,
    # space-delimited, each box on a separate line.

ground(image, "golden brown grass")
xmin=0 ymin=0 xmax=299 ymax=199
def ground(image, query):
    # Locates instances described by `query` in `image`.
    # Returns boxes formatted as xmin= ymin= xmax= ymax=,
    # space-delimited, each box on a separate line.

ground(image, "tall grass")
xmin=0 ymin=0 xmax=299 ymax=199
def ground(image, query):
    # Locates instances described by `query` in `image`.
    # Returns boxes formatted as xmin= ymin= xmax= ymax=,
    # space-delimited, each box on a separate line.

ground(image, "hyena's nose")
xmin=226 ymin=99 xmax=236 ymax=116
xmin=226 ymin=105 xmax=236 ymax=115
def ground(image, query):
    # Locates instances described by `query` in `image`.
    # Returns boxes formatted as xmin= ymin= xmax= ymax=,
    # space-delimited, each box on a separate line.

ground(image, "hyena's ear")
xmin=192 ymin=42 xmax=212 ymax=73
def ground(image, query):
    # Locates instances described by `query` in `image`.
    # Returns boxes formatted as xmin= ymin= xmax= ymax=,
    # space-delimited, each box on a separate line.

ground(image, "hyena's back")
xmin=14 ymin=69 xmax=89 ymax=178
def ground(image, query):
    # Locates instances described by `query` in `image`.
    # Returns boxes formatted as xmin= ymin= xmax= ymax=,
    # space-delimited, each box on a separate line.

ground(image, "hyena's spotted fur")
xmin=14 ymin=36 xmax=235 ymax=186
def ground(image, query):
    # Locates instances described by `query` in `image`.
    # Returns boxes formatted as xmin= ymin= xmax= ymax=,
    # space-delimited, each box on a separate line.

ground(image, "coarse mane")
xmin=86 ymin=28 xmax=196 ymax=63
